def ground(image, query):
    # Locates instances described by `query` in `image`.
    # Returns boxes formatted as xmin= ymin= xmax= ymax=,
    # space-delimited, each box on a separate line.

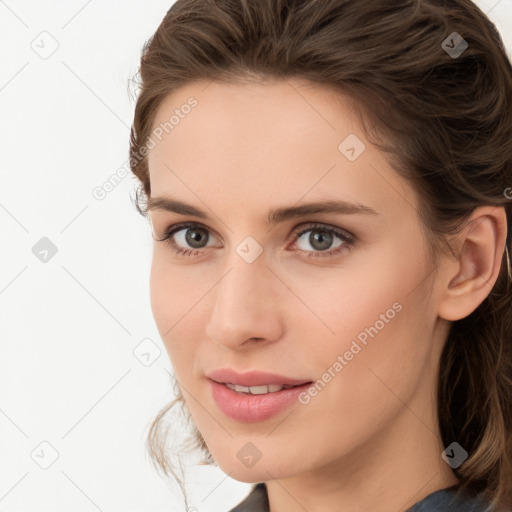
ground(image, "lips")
xmin=206 ymin=368 xmax=314 ymax=422
xmin=206 ymin=368 xmax=312 ymax=387
xmin=208 ymin=379 xmax=314 ymax=422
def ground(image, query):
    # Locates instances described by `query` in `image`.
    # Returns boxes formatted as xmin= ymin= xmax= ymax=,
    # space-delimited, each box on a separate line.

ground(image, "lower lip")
xmin=208 ymin=379 xmax=312 ymax=422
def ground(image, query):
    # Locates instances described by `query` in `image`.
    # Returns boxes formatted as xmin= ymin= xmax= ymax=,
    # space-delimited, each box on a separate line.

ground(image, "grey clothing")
xmin=228 ymin=483 xmax=504 ymax=511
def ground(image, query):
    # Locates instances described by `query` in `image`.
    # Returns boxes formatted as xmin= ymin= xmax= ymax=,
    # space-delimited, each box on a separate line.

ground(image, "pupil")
xmin=311 ymin=230 xmax=332 ymax=251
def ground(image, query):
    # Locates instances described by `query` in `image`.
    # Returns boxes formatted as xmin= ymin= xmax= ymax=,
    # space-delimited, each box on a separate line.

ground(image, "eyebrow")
xmin=147 ymin=196 xmax=378 ymax=224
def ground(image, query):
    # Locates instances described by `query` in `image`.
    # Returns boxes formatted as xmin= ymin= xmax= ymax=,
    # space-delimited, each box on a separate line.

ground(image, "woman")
xmin=128 ymin=0 xmax=512 ymax=510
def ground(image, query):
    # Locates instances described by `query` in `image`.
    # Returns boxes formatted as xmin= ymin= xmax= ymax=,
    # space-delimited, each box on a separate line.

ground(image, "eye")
xmin=289 ymin=223 xmax=355 ymax=258
xmin=154 ymin=222 xmax=220 ymax=257
xmin=155 ymin=221 xmax=355 ymax=259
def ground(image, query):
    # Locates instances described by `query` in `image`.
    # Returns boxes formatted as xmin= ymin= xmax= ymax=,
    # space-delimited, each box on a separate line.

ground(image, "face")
xmin=147 ymin=78 xmax=448 ymax=483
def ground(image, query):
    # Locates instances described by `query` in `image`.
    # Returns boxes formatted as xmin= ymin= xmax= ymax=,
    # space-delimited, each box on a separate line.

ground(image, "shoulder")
xmin=406 ymin=485 xmax=509 ymax=512
xmin=227 ymin=483 xmax=511 ymax=512
xmin=227 ymin=483 xmax=269 ymax=512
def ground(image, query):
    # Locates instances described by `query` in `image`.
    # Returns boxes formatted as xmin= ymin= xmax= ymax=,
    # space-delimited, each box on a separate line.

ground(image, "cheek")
xmin=149 ymin=249 xmax=196 ymax=331
xmin=149 ymin=251 xmax=206 ymax=376
xmin=287 ymin=245 xmax=424 ymax=353
xmin=149 ymin=254 xmax=171 ymax=335
xmin=300 ymin=241 xmax=433 ymax=407
xmin=149 ymin=254 xmax=185 ymax=361
xmin=291 ymin=296 xmax=432 ymax=470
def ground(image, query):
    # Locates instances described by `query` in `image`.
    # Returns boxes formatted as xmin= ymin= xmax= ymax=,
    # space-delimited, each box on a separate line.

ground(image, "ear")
xmin=438 ymin=206 xmax=508 ymax=322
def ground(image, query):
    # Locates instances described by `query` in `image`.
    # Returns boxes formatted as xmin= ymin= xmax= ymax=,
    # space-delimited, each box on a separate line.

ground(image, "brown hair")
xmin=129 ymin=0 xmax=512 ymax=508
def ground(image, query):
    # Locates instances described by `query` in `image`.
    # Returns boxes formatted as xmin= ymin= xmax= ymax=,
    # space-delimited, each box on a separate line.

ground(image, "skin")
xmin=146 ymin=78 xmax=507 ymax=512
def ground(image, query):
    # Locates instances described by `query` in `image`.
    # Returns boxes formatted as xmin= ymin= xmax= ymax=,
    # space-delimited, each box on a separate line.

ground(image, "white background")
xmin=1 ymin=1 xmax=511 ymax=511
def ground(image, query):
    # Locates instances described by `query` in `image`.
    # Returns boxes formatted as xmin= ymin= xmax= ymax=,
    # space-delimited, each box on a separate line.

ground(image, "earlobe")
xmin=438 ymin=206 xmax=507 ymax=322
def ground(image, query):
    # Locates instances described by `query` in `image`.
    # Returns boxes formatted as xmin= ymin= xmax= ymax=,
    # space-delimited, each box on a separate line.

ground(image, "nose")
xmin=205 ymin=251 xmax=284 ymax=351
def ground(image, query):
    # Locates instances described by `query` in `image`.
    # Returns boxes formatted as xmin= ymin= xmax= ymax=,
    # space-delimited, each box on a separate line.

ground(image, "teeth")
xmin=225 ymin=383 xmax=293 ymax=394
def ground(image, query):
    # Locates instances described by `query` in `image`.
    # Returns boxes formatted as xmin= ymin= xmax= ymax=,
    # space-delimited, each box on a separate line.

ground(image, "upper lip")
xmin=206 ymin=368 xmax=312 ymax=387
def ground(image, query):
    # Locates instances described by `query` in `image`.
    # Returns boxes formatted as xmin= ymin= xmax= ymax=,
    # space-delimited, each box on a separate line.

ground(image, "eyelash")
xmin=155 ymin=222 xmax=356 ymax=259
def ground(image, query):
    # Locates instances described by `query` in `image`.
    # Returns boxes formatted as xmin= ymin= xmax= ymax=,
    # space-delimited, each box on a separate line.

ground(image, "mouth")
xmin=212 ymin=381 xmax=310 ymax=395
xmin=206 ymin=368 xmax=312 ymax=388
xmin=206 ymin=369 xmax=314 ymax=422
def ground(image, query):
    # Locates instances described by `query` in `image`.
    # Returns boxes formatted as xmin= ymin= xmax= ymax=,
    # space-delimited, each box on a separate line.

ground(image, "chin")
xmin=227 ymin=470 xmax=268 ymax=483
xmin=212 ymin=451 xmax=299 ymax=483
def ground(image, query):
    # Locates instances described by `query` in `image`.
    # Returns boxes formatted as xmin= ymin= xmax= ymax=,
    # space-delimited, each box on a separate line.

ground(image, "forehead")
xmin=149 ymin=78 xmax=359 ymax=157
xmin=147 ymin=79 xmax=417 ymax=218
